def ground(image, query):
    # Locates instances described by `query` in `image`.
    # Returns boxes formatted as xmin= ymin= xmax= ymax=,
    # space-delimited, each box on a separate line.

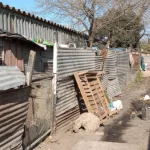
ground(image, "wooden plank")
xmin=26 ymin=50 xmax=36 ymax=86
xmin=94 ymin=82 xmax=108 ymax=116
xmin=96 ymin=76 xmax=113 ymax=115
xmin=74 ymin=72 xmax=92 ymax=112
xmin=4 ymin=40 xmax=11 ymax=66
xmin=89 ymin=101 xmax=96 ymax=105
xmin=84 ymin=75 xmax=103 ymax=121
xmin=11 ymin=41 xmax=17 ymax=66
xmin=16 ymin=42 xmax=24 ymax=71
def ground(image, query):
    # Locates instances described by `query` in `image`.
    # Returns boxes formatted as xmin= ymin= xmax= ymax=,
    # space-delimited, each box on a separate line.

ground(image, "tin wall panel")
xmin=117 ymin=51 xmax=131 ymax=88
xmin=102 ymin=50 xmax=131 ymax=97
xmin=95 ymin=56 xmax=103 ymax=70
xmin=0 ymin=66 xmax=25 ymax=91
xmin=104 ymin=51 xmax=117 ymax=80
xmin=107 ymin=77 xmax=122 ymax=98
xmin=56 ymin=47 xmax=96 ymax=132
xmin=0 ymin=87 xmax=30 ymax=150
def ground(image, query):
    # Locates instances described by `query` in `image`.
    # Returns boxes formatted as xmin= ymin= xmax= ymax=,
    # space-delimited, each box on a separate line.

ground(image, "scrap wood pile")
xmin=74 ymin=70 xmax=122 ymax=124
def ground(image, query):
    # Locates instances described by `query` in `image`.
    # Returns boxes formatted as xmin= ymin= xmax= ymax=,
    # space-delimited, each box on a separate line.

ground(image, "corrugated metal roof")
xmin=0 ymin=2 xmax=86 ymax=37
xmin=0 ymin=29 xmax=27 ymax=39
xmin=0 ymin=66 xmax=25 ymax=91
xmin=0 ymin=29 xmax=48 ymax=50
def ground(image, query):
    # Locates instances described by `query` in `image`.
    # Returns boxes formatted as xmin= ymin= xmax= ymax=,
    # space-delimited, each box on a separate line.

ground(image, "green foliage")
xmin=135 ymin=71 xmax=143 ymax=82
xmin=96 ymin=9 xmax=144 ymax=48
xmin=141 ymin=44 xmax=150 ymax=53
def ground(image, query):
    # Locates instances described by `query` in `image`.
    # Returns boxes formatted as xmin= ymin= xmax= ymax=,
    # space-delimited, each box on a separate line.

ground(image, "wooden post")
xmin=51 ymin=32 xmax=58 ymax=133
xmin=26 ymin=50 xmax=36 ymax=86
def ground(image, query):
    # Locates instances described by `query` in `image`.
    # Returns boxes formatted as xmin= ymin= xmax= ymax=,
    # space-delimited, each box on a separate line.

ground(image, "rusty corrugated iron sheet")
xmin=0 ymin=87 xmax=30 ymax=150
xmin=0 ymin=66 xmax=25 ymax=90
xmin=56 ymin=47 xmax=95 ymax=132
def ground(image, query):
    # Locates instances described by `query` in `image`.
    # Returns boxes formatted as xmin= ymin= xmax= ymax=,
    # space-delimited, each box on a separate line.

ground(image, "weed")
xmin=135 ymin=70 xmax=143 ymax=82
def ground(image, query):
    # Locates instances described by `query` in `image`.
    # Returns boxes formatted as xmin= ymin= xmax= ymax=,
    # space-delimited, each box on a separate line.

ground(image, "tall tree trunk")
xmin=88 ymin=26 xmax=96 ymax=48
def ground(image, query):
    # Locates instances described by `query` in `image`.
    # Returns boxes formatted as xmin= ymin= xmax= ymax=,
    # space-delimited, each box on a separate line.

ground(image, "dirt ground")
xmin=35 ymin=77 xmax=150 ymax=150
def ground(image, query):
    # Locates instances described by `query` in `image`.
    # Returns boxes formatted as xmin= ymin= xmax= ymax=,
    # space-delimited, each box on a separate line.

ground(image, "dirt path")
xmin=35 ymin=77 xmax=150 ymax=150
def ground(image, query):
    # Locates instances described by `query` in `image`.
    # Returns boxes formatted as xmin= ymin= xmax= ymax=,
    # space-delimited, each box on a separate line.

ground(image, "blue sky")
xmin=0 ymin=0 xmax=35 ymax=12
xmin=0 ymin=0 xmax=67 ymax=25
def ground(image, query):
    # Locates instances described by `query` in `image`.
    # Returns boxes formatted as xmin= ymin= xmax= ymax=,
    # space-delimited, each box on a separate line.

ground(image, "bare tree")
xmin=35 ymin=0 xmax=150 ymax=47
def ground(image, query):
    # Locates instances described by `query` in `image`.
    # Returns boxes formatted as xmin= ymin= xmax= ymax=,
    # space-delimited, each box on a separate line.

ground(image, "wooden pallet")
xmin=74 ymin=70 xmax=118 ymax=123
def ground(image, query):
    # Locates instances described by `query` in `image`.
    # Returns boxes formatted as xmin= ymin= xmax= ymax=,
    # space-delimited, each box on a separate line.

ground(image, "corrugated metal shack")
xmin=0 ymin=29 xmax=54 ymax=149
xmin=0 ymin=66 xmax=30 ymax=150
xmin=0 ymin=2 xmax=87 ymax=47
xmin=0 ymin=29 xmax=53 ymax=73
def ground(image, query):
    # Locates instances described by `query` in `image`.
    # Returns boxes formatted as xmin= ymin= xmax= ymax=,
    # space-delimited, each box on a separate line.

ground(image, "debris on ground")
xmin=110 ymin=100 xmax=123 ymax=111
xmin=143 ymin=95 xmax=150 ymax=101
xmin=73 ymin=112 xmax=100 ymax=133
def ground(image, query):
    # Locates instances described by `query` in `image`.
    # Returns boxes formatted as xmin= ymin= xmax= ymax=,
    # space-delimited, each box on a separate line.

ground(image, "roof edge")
xmin=0 ymin=2 xmax=87 ymax=37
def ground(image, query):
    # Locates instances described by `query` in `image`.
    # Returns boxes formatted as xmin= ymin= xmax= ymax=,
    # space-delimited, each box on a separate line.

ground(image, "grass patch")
xmin=135 ymin=70 xmax=143 ymax=82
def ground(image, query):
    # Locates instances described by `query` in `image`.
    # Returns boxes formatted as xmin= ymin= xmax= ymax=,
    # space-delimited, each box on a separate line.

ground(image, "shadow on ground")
xmin=102 ymin=85 xmax=150 ymax=143
xmin=102 ymin=111 xmax=132 ymax=143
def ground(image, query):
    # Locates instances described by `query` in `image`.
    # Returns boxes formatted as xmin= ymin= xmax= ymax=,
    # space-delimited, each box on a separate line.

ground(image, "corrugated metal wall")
xmin=117 ymin=51 xmax=130 ymax=89
xmin=56 ymin=47 xmax=96 ymax=132
xmin=95 ymin=55 xmax=103 ymax=70
xmin=0 ymin=66 xmax=25 ymax=91
xmin=96 ymin=50 xmax=131 ymax=98
xmin=0 ymin=87 xmax=30 ymax=150
xmin=0 ymin=8 xmax=85 ymax=46
xmin=104 ymin=51 xmax=118 ymax=80
xmin=55 ymin=48 xmax=133 ymax=131
xmin=0 ymin=38 xmax=3 ymax=65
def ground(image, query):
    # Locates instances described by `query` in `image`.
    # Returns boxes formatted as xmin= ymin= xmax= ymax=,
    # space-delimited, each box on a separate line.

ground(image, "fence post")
xmin=26 ymin=50 xmax=36 ymax=86
xmin=51 ymin=32 xmax=58 ymax=133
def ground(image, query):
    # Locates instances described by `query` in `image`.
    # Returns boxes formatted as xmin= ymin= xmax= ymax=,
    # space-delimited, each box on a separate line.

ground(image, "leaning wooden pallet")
xmin=74 ymin=70 xmax=118 ymax=123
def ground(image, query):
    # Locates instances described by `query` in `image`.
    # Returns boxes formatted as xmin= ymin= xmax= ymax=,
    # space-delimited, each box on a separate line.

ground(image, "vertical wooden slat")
xmin=16 ymin=41 xmax=24 ymax=71
xmin=11 ymin=40 xmax=17 ymax=66
xmin=74 ymin=72 xmax=92 ymax=112
xmin=4 ymin=40 xmax=11 ymax=66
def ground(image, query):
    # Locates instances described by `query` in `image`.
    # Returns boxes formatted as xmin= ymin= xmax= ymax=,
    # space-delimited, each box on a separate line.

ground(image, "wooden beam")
xmin=26 ymin=50 xmax=36 ymax=86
